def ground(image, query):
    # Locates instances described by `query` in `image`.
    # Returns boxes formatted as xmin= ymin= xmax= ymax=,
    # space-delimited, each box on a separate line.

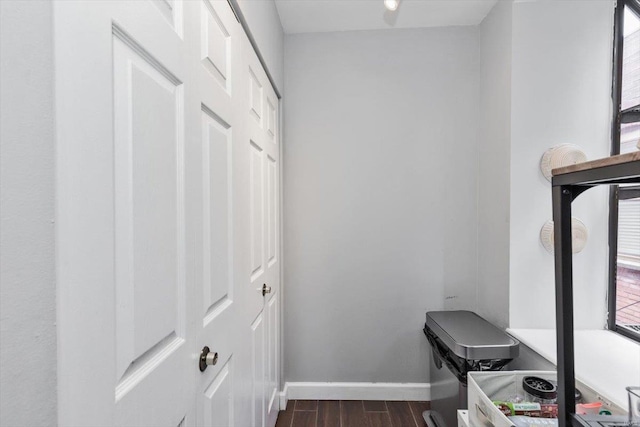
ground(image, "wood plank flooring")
xmin=275 ymin=400 xmax=431 ymax=427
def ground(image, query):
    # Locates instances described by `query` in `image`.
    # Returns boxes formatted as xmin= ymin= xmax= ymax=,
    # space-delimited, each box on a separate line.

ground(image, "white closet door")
xmin=55 ymin=0 xmax=280 ymax=425
xmin=55 ymin=1 xmax=195 ymax=424
xmin=241 ymin=35 xmax=281 ymax=427
xmin=195 ymin=1 xmax=244 ymax=426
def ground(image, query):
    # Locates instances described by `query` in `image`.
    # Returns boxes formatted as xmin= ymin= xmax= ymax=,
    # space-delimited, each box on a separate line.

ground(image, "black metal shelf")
xmin=551 ymin=152 xmax=640 ymax=427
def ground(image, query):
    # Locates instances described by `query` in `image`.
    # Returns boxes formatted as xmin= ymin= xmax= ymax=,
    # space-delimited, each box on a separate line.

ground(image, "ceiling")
xmin=274 ymin=0 xmax=498 ymax=34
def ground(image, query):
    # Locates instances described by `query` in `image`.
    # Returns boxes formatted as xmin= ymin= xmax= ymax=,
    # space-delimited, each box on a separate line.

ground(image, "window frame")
xmin=608 ymin=0 xmax=640 ymax=342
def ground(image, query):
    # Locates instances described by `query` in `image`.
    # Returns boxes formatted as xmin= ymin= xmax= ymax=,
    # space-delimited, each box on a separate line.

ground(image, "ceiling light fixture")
xmin=384 ymin=0 xmax=399 ymax=11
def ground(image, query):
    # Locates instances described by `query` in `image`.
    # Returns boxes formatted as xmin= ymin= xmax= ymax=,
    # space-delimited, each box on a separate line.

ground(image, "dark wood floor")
xmin=275 ymin=400 xmax=431 ymax=427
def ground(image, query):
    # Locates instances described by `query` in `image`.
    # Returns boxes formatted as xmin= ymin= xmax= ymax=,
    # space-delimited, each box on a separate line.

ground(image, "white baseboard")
xmin=279 ymin=382 xmax=430 ymax=409
xmin=279 ymin=384 xmax=289 ymax=410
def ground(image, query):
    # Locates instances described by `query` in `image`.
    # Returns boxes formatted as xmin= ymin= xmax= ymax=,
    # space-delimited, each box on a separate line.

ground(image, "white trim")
xmin=617 ymin=255 xmax=640 ymax=270
xmin=279 ymin=383 xmax=289 ymax=410
xmin=277 ymin=97 xmax=285 ymax=409
xmin=279 ymin=382 xmax=430 ymax=408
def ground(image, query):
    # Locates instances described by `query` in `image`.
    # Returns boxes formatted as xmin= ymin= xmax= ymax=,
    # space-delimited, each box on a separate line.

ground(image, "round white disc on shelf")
xmin=540 ymin=144 xmax=587 ymax=181
xmin=540 ymin=217 xmax=588 ymax=254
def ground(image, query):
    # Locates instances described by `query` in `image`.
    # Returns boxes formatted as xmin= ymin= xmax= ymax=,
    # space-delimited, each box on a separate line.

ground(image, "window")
xmin=609 ymin=0 xmax=640 ymax=341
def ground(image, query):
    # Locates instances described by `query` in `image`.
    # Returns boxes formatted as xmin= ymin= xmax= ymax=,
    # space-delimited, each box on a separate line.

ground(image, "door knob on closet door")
xmin=261 ymin=284 xmax=272 ymax=296
xmin=199 ymin=346 xmax=218 ymax=372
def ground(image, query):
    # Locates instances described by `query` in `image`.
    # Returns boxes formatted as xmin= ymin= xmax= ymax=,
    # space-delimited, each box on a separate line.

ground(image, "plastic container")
xmin=523 ymin=376 xmax=557 ymax=404
xmin=509 ymin=416 xmax=558 ymax=427
xmin=468 ymin=371 xmax=624 ymax=427
xmin=627 ymin=386 xmax=640 ymax=427
xmin=575 ymin=402 xmax=601 ymax=416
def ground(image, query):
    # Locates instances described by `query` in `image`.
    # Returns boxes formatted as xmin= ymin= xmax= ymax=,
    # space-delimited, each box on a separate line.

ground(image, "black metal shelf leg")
xmin=553 ymin=185 xmax=577 ymax=427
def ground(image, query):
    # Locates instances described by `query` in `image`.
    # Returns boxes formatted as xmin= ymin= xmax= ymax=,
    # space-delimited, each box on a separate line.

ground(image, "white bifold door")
xmin=54 ymin=1 xmax=280 ymax=426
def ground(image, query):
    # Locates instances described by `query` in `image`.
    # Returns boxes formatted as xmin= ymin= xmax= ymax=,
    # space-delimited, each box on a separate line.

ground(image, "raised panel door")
xmin=54 ymin=1 xmax=278 ymax=425
xmin=243 ymin=38 xmax=280 ymax=427
xmin=55 ymin=1 xmax=194 ymax=424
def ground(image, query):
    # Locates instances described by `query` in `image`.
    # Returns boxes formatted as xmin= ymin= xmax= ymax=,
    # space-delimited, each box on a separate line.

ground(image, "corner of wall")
xmin=477 ymin=0 xmax=513 ymax=330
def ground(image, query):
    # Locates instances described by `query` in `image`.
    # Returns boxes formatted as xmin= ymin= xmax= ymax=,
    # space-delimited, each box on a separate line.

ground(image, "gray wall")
xmin=0 ymin=1 xmax=57 ymax=425
xmin=477 ymin=0 xmax=512 ymax=330
xmin=283 ymin=27 xmax=480 ymax=383
xmin=235 ymin=0 xmax=285 ymax=94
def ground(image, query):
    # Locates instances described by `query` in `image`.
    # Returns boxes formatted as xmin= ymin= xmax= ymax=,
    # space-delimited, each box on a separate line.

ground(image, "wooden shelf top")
xmin=552 ymin=151 xmax=640 ymax=176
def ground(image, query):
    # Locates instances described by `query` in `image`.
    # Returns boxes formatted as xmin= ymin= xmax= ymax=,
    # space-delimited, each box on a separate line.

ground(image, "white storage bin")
xmin=467 ymin=371 xmax=623 ymax=427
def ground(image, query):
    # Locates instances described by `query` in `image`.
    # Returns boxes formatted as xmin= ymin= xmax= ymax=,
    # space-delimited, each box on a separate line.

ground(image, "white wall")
xmin=508 ymin=0 xmax=614 ymax=330
xmin=234 ymin=0 xmax=285 ymax=94
xmin=476 ymin=0 xmax=615 ymax=331
xmin=283 ymin=27 xmax=480 ymax=383
xmin=477 ymin=0 xmax=513 ymax=330
xmin=0 ymin=1 xmax=57 ymax=425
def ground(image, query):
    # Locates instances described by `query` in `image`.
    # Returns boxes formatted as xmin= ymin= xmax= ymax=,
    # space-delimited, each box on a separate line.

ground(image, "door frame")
xmin=277 ymin=100 xmax=285 ymax=410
